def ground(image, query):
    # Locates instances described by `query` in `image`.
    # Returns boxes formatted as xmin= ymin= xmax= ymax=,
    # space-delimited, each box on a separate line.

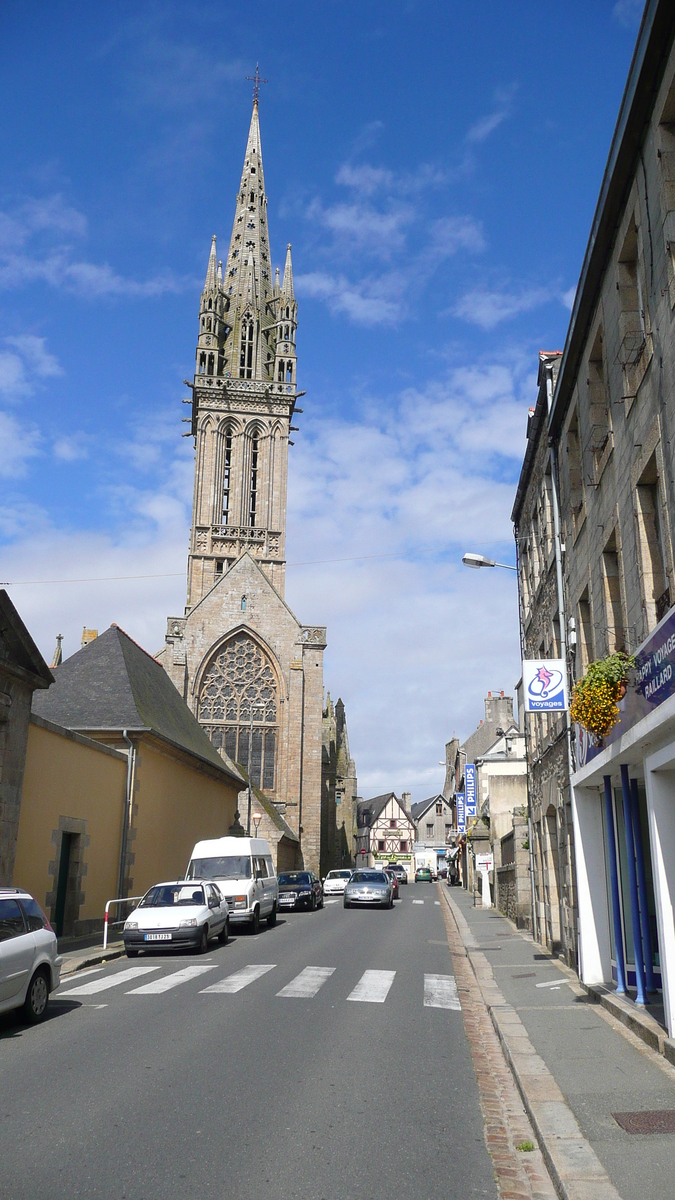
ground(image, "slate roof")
xmin=356 ymin=792 xmax=416 ymax=829
xmin=0 ymin=590 xmax=53 ymax=690
xmin=410 ymin=794 xmax=450 ymax=822
xmin=32 ymin=624 xmax=243 ymax=784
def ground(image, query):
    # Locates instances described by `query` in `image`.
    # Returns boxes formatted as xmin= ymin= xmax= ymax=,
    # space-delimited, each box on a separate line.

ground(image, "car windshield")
xmin=279 ymin=873 xmax=311 ymax=886
xmin=140 ymin=885 xmax=205 ymax=908
xmin=351 ymin=871 xmax=387 ymax=884
xmin=188 ymin=856 xmax=252 ymax=881
xmin=326 ymin=871 xmax=351 ymax=880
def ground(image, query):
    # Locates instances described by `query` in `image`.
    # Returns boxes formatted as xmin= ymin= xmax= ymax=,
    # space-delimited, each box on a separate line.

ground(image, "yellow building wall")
xmin=129 ymin=740 xmax=238 ymax=895
xmin=13 ymin=720 xmax=127 ymax=924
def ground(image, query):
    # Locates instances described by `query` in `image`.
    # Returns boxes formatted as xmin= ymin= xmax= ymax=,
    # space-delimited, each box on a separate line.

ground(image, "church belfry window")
xmin=239 ymin=319 xmax=254 ymax=379
xmin=249 ymin=435 xmax=259 ymax=526
xmin=222 ymin=432 xmax=232 ymax=523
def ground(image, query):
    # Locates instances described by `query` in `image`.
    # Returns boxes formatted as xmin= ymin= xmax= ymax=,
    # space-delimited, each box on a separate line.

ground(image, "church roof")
xmin=32 ymin=624 xmax=243 ymax=784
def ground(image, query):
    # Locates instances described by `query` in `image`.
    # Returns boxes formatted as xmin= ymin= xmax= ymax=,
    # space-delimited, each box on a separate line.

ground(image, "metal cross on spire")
xmin=246 ymin=64 xmax=268 ymax=105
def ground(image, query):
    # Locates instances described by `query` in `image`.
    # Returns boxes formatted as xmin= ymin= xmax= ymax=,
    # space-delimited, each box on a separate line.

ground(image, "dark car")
xmin=383 ymin=869 xmax=399 ymax=900
xmin=277 ymin=871 xmax=324 ymax=912
xmin=386 ymin=862 xmax=408 ymax=885
xmin=415 ymin=866 xmax=433 ymax=883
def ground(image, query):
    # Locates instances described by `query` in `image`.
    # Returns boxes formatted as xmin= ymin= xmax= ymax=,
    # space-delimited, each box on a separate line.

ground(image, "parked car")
xmin=124 ymin=881 xmax=229 ymax=956
xmin=343 ymin=870 xmax=394 ymax=909
xmin=383 ymin=869 xmax=399 ymax=900
xmin=186 ymin=836 xmax=278 ymax=933
xmin=277 ymin=872 xmax=324 ymax=911
xmin=322 ymin=869 xmax=353 ymax=896
xmin=386 ymin=862 xmax=408 ymax=885
xmin=0 ymin=888 xmax=61 ymax=1023
xmin=415 ymin=866 xmax=433 ymax=883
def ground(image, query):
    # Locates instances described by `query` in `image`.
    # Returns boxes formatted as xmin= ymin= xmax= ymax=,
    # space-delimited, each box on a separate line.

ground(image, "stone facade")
xmin=512 ymin=355 xmax=578 ymax=965
xmin=161 ymin=99 xmax=326 ymax=873
xmin=321 ymin=693 xmax=358 ymax=875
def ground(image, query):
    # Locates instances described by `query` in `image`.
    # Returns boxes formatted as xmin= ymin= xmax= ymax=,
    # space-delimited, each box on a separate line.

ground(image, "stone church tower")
xmin=160 ymin=97 xmax=326 ymax=873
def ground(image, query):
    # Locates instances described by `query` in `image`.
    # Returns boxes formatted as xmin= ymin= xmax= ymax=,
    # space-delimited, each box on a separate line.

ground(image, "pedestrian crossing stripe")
xmin=199 ymin=963 xmax=276 ymax=993
xmin=126 ymin=965 xmax=217 ymax=994
xmin=60 ymin=965 xmax=160 ymax=996
xmin=412 ymin=900 xmax=424 ymax=904
xmin=424 ymin=974 xmax=461 ymax=1010
xmin=276 ymin=966 xmax=335 ymax=998
xmin=347 ymin=969 xmax=396 ymax=1003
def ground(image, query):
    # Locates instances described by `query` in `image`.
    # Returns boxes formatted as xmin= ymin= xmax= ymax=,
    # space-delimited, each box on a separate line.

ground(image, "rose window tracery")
xmin=199 ymin=633 xmax=277 ymax=790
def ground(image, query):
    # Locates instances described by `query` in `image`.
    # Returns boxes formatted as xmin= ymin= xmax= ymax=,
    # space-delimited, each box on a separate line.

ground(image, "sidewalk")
xmin=444 ymin=886 xmax=675 ymax=1200
xmin=58 ymin=937 xmax=125 ymax=977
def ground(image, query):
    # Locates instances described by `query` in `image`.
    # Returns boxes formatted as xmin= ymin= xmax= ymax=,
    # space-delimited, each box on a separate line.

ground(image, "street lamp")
xmin=462 ymin=552 xmax=517 ymax=572
xmin=252 ymin=810 xmax=263 ymax=837
xmin=246 ymin=701 xmax=266 ymax=835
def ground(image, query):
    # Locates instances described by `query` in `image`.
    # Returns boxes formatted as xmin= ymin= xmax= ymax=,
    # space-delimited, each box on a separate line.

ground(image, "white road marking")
xmin=57 ymin=967 xmax=105 ymax=988
xmin=412 ymin=900 xmax=424 ymax=905
xmin=535 ymin=977 xmax=570 ymax=989
xmin=59 ymin=965 xmax=160 ymax=996
xmin=424 ymin=973 xmax=461 ymax=1010
xmin=434 ymin=900 xmax=441 ymax=905
xmin=324 ymin=899 xmax=340 ymax=905
xmin=347 ymin=969 xmax=396 ymax=1003
xmin=126 ymin=965 xmax=217 ymax=994
xmin=200 ymin=964 xmax=276 ymax=993
xmin=276 ymin=966 xmax=335 ymax=998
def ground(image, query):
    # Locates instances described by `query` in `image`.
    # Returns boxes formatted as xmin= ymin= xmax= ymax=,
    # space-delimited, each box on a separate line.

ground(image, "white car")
xmin=123 ymin=881 xmax=229 ymax=956
xmin=0 ymin=888 xmax=61 ymax=1023
xmin=322 ymin=869 xmax=353 ymax=895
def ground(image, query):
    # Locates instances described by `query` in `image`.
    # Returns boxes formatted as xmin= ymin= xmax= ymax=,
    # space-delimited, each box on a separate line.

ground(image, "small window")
xmin=377 ymin=840 xmax=386 ymax=852
xmin=389 ymin=818 xmax=396 ymax=829
xmin=436 ymin=803 xmax=443 ymax=814
xmin=399 ymin=841 xmax=408 ymax=853
xmin=426 ymin=823 xmax=434 ymax=837
xmin=241 ymin=595 xmax=247 ymax=612
xmin=445 ymin=824 xmax=451 ymax=837
xmin=215 ymin=560 xmax=224 ymax=575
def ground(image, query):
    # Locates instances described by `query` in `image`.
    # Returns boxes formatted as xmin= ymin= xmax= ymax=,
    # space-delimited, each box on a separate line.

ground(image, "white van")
xmin=186 ymin=837 xmax=278 ymax=934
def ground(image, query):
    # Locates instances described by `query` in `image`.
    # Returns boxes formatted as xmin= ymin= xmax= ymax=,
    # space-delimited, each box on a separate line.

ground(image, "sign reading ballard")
xmin=577 ymin=605 xmax=675 ymax=768
xmin=522 ymin=659 xmax=568 ymax=712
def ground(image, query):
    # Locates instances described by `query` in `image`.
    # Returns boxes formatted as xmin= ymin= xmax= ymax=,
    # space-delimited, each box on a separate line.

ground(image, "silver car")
xmin=0 ymin=888 xmax=61 ymax=1023
xmin=343 ymin=870 xmax=394 ymax=909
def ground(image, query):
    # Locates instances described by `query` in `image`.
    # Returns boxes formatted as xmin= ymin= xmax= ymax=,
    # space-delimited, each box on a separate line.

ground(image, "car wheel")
xmin=22 ymin=967 xmax=49 ymax=1024
xmin=218 ymin=919 xmax=229 ymax=945
xmin=343 ymin=899 xmax=350 ymax=908
xmin=267 ymin=903 xmax=277 ymax=928
xmin=311 ymin=893 xmax=316 ymax=912
xmin=250 ymin=907 xmax=260 ymax=935
xmin=126 ymin=947 xmax=139 ymax=958
xmin=199 ymin=925 xmax=209 ymax=953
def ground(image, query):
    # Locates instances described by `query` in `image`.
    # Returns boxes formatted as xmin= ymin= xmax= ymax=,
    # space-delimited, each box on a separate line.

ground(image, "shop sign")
xmin=522 ymin=659 xmax=568 ymax=711
xmin=457 ymin=793 xmax=465 ymax=832
xmin=475 ymin=852 xmax=494 ymax=872
xmin=577 ymin=604 xmax=675 ymax=768
xmin=465 ymin=763 xmax=476 ymax=815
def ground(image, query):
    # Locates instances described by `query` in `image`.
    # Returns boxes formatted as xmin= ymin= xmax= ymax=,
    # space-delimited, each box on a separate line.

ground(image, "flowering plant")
xmin=570 ymin=651 xmax=635 ymax=742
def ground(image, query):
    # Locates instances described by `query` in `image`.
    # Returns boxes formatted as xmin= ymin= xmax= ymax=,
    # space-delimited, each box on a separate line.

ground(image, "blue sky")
xmin=0 ymin=1 xmax=644 ymax=797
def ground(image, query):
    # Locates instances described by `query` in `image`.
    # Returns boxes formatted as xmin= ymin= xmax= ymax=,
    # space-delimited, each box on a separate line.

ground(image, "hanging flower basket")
xmin=570 ymin=651 xmax=635 ymax=743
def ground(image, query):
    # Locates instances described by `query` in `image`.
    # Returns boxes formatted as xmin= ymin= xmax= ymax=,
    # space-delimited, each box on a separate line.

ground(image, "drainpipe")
xmin=514 ymin=523 xmax=539 ymax=945
xmin=546 ymin=364 xmax=574 ymax=962
xmin=117 ymin=730 xmax=136 ymax=901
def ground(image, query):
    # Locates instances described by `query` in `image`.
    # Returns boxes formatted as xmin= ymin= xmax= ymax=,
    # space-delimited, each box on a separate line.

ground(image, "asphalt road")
xmin=1 ymin=882 xmax=498 ymax=1200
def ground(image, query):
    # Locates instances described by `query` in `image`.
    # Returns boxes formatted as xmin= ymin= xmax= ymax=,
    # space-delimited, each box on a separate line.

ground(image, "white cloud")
xmin=5 ymin=335 xmax=63 ymax=378
xmin=295 ymin=271 xmax=402 ymax=324
xmin=453 ymin=286 xmax=552 ymax=329
xmin=0 ymin=411 xmax=42 ymax=477
xmin=561 ymin=285 xmax=577 ymax=311
xmin=466 ymin=86 xmax=516 ymax=145
xmin=53 ymin=433 xmax=91 ymax=462
xmin=612 ymin=0 xmax=644 ymax=29
xmin=0 ymin=335 xmax=62 ymax=402
xmin=306 ymin=196 xmax=413 ymax=257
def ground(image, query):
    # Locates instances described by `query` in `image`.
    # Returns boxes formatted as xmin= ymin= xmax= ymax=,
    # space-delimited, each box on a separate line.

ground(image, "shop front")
xmin=572 ymin=606 xmax=675 ymax=1034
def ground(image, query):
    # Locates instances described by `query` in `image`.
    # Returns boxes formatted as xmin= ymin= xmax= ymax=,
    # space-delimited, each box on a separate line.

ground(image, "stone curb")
xmin=440 ymin=888 xmax=625 ymax=1200
xmin=60 ymin=944 xmax=125 ymax=977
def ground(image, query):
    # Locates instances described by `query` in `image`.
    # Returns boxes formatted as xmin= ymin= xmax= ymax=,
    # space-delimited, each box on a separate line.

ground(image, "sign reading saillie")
xmin=522 ymin=659 xmax=568 ymax=712
xmin=577 ymin=604 xmax=675 ymax=768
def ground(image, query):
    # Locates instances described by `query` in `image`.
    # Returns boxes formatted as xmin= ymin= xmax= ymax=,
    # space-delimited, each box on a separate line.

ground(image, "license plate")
xmin=144 ymin=932 xmax=172 ymax=941
xmin=280 ymin=897 xmax=295 ymax=904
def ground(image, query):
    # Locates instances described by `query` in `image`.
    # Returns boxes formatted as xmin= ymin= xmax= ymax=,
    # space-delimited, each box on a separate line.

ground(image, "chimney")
xmin=81 ymin=628 xmax=98 ymax=647
xmin=401 ymin=791 xmax=411 ymax=812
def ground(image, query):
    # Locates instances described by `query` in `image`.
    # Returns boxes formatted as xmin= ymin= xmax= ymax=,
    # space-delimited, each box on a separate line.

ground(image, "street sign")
xmin=456 ymin=793 xmax=465 ymax=832
xmin=522 ymin=658 xmax=568 ymax=712
xmin=475 ymin=852 xmax=494 ymax=872
xmin=465 ymin=763 xmax=476 ymax=816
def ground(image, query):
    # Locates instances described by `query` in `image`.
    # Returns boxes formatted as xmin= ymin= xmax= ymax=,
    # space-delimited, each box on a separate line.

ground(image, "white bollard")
xmin=481 ymin=868 xmax=492 ymax=909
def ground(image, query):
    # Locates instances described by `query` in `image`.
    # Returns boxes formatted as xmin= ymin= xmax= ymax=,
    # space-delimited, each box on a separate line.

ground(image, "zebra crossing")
xmin=59 ymin=962 xmax=461 ymax=1011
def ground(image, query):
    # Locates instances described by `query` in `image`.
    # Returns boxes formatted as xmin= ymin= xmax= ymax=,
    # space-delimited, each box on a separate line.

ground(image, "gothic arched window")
xmin=222 ymin=430 xmax=233 ymax=524
xmin=286 ymin=361 xmax=293 ymax=383
xmin=277 ymin=359 xmax=285 ymax=382
xmin=199 ymin=633 xmax=278 ymax=790
xmin=249 ymin=434 xmax=259 ymax=526
xmin=239 ymin=319 xmax=254 ymax=379
xmin=207 ymin=353 xmax=215 ymax=375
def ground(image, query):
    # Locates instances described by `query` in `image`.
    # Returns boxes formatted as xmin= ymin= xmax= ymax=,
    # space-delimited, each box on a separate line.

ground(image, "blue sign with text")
xmin=465 ymin=764 xmax=476 ymax=816
xmin=457 ymin=793 xmax=465 ymax=832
